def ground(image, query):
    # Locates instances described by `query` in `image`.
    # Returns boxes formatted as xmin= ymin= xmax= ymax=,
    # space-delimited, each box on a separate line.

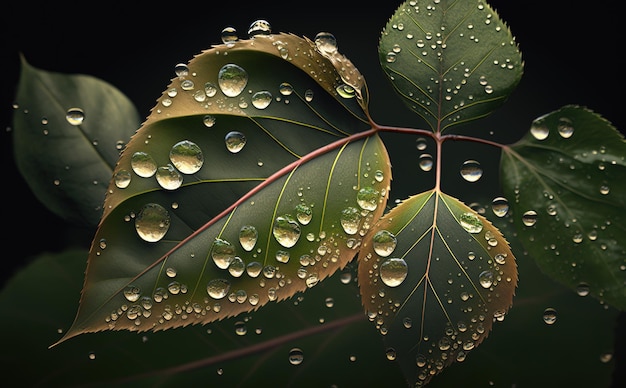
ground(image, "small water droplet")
xmin=289 ymin=347 xmax=304 ymax=365
xmin=478 ymin=270 xmax=494 ymax=288
xmin=542 ymin=308 xmax=557 ymax=324
xmin=576 ymin=282 xmax=590 ymax=297
xmin=211 ymin=239 xmax=236 ymax=269
xmin=530 ymin=120 xmax=549 ymax=140
xmin=207 ymin=279 xmax=231 ymax=299
xmin=234 ymin=320 xmax=247 ymax=335
xmin=251 ymin=90 xmax=273 ymax=109
xmin=460 ymin=160 xmax=483 ymax=182
xmin=379 ymin=258 xmax=408 ymax=287
xmin=203 ymin=114 xmax=216 ymax=127
xmin=123 ymin=285 xmax=141 ymax=302
xmin=239 ymin=225 xmax=258 ymax=251
xmin=557 ymin=117 xmax=574 ymax=138
xmin=419 ymin=153 xmax=433 ymax=171
xmin=135 ymin=203 xmax=170 ymax=242
xmin=248 ymin=19 xmax=271 ymax=38
xmin=114 ymin=169 xmax=132 ymax=189
xmin=522 ymin=210 xmax=538 ymax=226
xmin=273 ymin=215 xmax=301 ymax=248
xmin=295 ymin=204 xmax=312 ymax=225
xmin=218 ymin=64 xmax=248 ymax=97
xmin=340 ymin=207 xmax=361 ymax=235
xmin=155 ymin=164 xmax=183 ymax=190
xmin=225 ymin=131 xmax=247 ymax=153
xmin=314 ymin=32 xmax=338 ymax=55
xmin=221 ymin=26 xmax=238 ymax=45
xmin=491 ymin=197 xmax=509 ymax=217
xmin=372 ymin=230 xmax=397 ymax=257
xmin=459 ymin=212 xmax=483 ymax=234
xmin=169 ymin=140 xmax=204 ymax=174
xmin=357 ymin=187 xmax=380 ymax=211
xmin=65 ymin=107 xmax=85 ymax=125
xmin=174 ymin=63 xmax=189 ymax=77
xmin=131 ymin=152 xmax=157 ymax=178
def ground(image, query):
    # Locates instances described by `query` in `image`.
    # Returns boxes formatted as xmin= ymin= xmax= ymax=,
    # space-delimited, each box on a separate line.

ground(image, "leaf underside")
xmin=379 ymin=0 xmax=523 ymax=132
xmin=501 ymin=105 xmax=626 ymax=310
xmin=358 ymin=189 xmax=517 ymax=386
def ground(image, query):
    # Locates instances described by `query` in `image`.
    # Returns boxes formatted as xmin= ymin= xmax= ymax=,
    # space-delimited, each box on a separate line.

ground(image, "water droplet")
xmin=379 ymin=258 xmax=408 ymax=287
xmin=174 ymin=63 xmax=189 ymax=77
xmin=600 ymin=185 xmax=610 ymax=195
xmin=314 ymin=32 xmax=338 ymax=55
xmin=279 ymin=82 xmax=294 ymax=96
xmin=419 ymin=153 xmax=433 ymax=171
xmin=304 ymin=89 xmax=314 ymax=102
xmin=218 ymin=64 xmax=248 ymax=97
xmin=203 ymin=114 xmax=216 ymax=127
xmin=275 ymin=250 xmax=290 ymax=263
xmin=491 ymin=197 xmax=509 ymax=217
xmin=340 ymin=207 xmax=361 ymax=235
xmin=325 ymin=297 xmax=334 ymax=308
xmin=273 ymin=215 xmax=301 ymax=248
xmin=542 ymin=308 xmax=557 ymax=324
xmin=459 ymin=212 xmax=483 ymax=234
xmin=295 ymin=204 xmax=312 ymax=225
xmin=557 ymin=117 xmax=574 ymax=138
xmin=372 ymin=230 xmax=397 ymax=257
xmin=131 ymin=152 xmax=157 ymax=178
xmin=336 ymin=84 xmax=355 ymax=99
xmin=416 ymin=137 xmax=427 ymax=151
xmin=123 ymin=285 xmax=141 ymax=302
xmin=530 ymin=120 xmax=549 ymax=140
xmin=522 ymin=210 xmax=538 ymax=226
xmin=169 ymin=140 xmax=204 ymax=174
xmin=156 ymin=164 xmax=183 ymax=190
xmin=228 ymin=257 xmax=246 ymax=277
xmin=221 ymin=26 xmax=238 ymax=45
xmin=224 ymin=131 xmax=247 ymax=153
xmin=211 ymin=239 xmax=236 ymax=269
xmin=251 ymin=90 xmax=272 ymax=109
xmin=114 ymin=169 xmax=132 ymax=189
xmin=234 ymin=320 xmax=247 ymax=335
xmin=65 ymin=107 xmax=85 ymax=125
xmin=357 ymin=187 xmax=380 ymax=211
xmin=248 ymin=19 xmax=271 ymax=38
xmin=289 ymin=348 xmax=304 ymax=365
xmin=460 ymin=160 xmax=483 ymax=182
xmin=239 ymin=225 xmax=258 ymax=251
xmin=246 ymin=262 xmax=262 ymax=278
xmin=206 ymin=279 xmax=230 ymax=300
xmin=478 ymin=270 xmax=494 ymax=288
xmin=386 ymin=347 xmax=397 ymax=360
xmin=135 ymin=203 xmax=170 ymax=242
xmin=576 ymin=282 xmax=590 ymax=297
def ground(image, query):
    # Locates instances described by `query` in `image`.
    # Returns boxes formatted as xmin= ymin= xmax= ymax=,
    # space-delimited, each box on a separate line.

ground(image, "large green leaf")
xmin=55 ymin=33 xmax=391 ymax=345
xmin=357 ymin=189 xmax=517 ymax=386
xmin=11 ymin=56 xmax=141 ymax=227
xmin=500 ymin=105 xmax=626 ymax=310
xmin=379 ymin=0 xmax=523 ymax=132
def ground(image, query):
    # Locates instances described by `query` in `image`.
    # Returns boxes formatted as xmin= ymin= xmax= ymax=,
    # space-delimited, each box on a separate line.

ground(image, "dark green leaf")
xmin=357 ymin=189 xmax=517 ymax=386
xmin=379 ymin=0 xmax=523 ymax=132
xmin=11 ymin=56 xmax=141 ymax=227
xmin=54 ymin=34 xmax=390 ymax=345
xmin=500 ymin=105 xmax=626 ymax=310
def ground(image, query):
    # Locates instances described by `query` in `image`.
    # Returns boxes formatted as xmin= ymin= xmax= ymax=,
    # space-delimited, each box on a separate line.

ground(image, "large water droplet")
xmin=272 ymin=215 xmax=301 ymax=248
xmin=460 ymin=160 xmax=483 ymax=182
xmin=239 ymin=225 xmax=258 ymax=251
xmin=135 ymin=203 xmax=170 ymax=242
xmin=288 ymin=348 xmax=304 ymax=365
xmin=221 ymin=26 xmax=238 ymax=46
xmin=248 ymin=19 xmax=271 ymax=38
xmin=169 ymin=140 xmax=204 ymax=174
xmin=557 ymin=117 xmax=574 ymax=138
xmin=522 ymin=210 xmax=538 ymax=226
xmin=459 ymin=212 xmax=483 ymax=233
xmin=65 ymin=107 xmax=85 ymax=125
xmin=211 ymin=239 xmax=236 ymax=269
xmin=251 ymin=91 xmax=272 ymax=109
xmin=357 ymin=187 xmax=380 ymax=211
xmin=379 ymin=258 xmax=408 ymax=287
xmin=314 ymin=32 xmax=338 ymax=55
xmin=478 ymin=270 xmax=494 ymax=288
xmin=155 ymin=164 xmax=183 ymax=190
xmin=530 ymin=120 xmax=549 ymax=140
xmin=295 ymin=204 xmax=312 ymax=225
xmin=419 ymin=153 xmax=433 ymax=171
xmin=131 ymin=152 xmax=157 ymax=178
xmin=218 ymin=64 xmax=248 ymax=97
xmin=225 ymin=131 xmax=246 ymax=153
xmin=372 ymin=230 xmax=397 ymax=257
xmin=340 ymin=207 xmax=361 ymax=235
xmin=491 ymin=197 xmax=509 ymax=217
xmin=542 ymin=307 xmax=557 ymax=324
xmin=228 ymin=257 xmax=245 ymax=277
xmin=207 ymin=278 xmax=231 ymax=299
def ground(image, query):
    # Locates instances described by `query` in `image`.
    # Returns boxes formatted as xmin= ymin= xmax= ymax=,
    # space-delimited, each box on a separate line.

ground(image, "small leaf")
xmin=11 ymin=56 xmax=141 ymax=227
xmin=379 ymin=0 xmax=523 ymax=132
xmin=54 ymin=32 xmax=389 ymax=345
xmin=501 ymin=105 xmax=626 ymax=310
xmin=358 ymin=189 xmax=517 ymax=387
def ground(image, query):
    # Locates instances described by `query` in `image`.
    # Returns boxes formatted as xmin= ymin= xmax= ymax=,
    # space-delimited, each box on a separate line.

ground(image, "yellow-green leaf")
xmin=358 ymin=189 xmax=517 ymax=386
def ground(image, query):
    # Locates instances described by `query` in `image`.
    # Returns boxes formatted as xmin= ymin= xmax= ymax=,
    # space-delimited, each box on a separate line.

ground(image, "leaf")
xmin=379 ymin=0 xmax=523 ymax=132
xmin=500 ymin=105 xmax=626 ymax=310
xmin=357 ymin=189 xmax=517 ymax=387
xmin=54 ymin=33 xmax=391 ymax=345
xmin=11 ymin=55 xmax=141 ymax=227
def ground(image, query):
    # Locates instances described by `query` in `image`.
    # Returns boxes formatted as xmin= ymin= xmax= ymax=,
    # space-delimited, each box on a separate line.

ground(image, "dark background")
xmin=1 ymin=0 xmax=624 ymax=385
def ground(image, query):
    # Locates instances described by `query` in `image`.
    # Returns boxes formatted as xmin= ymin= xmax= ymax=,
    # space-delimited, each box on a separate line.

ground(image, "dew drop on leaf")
xmin=340 ymin=207 xmax=361 ymax=235
xmin=234 ymin=321 xmax=247 ymax=336
xmin=155 ymin=164 xmax=183 ymax=190
xmin=239 ymin=225 xmax=258 ymax=251
xmin=131 ymin=152 xmax=157 ymax=178
xmin=522 ymin=210 xmax=538 ymax=226
xmin=248 ymin=19 xmax=271 ymax=38
xmin=460 ymin=160 xmax=483 ymax=182
xmin=576 ymin=282 xmax=590 ymax=297
xmin=356 ymin=187 xmax=380 ymax=211
xmin=224 ymin=131 xmax=246 ymax=153
xmin=174 ymin=63 xmax=189 ymax=77
xmin=314 ymin=31 xmax=338 ymax=55
xmin=459 ymin=212 xmax=483 ymax=234
xmin=372 ymin=230 xmax=397 ymax=257
xmin=221 ymin=26 xmax=238 ymax=45
xmin=251 ymin=90 xmax=272 ymax=109
xmin=419 ymin=153 xmax=433 ymax=171
xmin=272 ymin=215 xmax=301 ymax=248
xmin=65 ymin=107 xmax=85 ymax=125
xmin=557 ymin=117 xmax=574 ymax=138
xmin=530 ymin=120 xmax=549 ymax=140
xmin=379 ymin=258 xmax=408 ymax=287
xmin=289 ymin=348 xmax=304 ymax=365
xmin=218 ymin=64 xmax=248 ymax=97
xmin=114 ymin=169 xmax=132 ymax=189
xmin=211 ymin=239 xmax=236 ymax=269
xmin=123 ymin=285 xmax=141 ymax=302
xmin=246 ymin=262 xmax=262 ymax=278
xmin=543 ymin=307 xmax=557 ymax=324
xmin=491 ymin=196 xmax=509 ymax=217
xmin=135 ymin=203 xmax=170 ymax=242
xmin=478 ymin=270 xmax=494 ymax=288
xmin=169 ymin=140 xmax=204 ymax=174
xmin=203 ymin=114 xmax=216 ymax=127
xmin=206 ymin=279 xmax=231 ymax=299
xmin=295 ymin=204 xmax=313 ymax=225
xmin=228 ymin=257 xmax=245 ymax=277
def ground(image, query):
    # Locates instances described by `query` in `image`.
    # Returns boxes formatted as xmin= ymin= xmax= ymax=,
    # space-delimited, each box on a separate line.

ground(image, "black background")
xmin=1 ymin=1 xmax=624 ymax=385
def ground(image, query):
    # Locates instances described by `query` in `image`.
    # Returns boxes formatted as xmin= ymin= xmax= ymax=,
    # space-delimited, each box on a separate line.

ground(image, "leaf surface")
xmin=379 ymin=0 xmax=523 ymax=132
xmin=500 ymin=105 xmax=626 ymax=310
xmin=11 ymin=56 xmax=141 ymax=227
xmin=55 ymin=33 xmax=390 ymax=345
xmin=357 ymin=189 xmax=517 ymax=386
